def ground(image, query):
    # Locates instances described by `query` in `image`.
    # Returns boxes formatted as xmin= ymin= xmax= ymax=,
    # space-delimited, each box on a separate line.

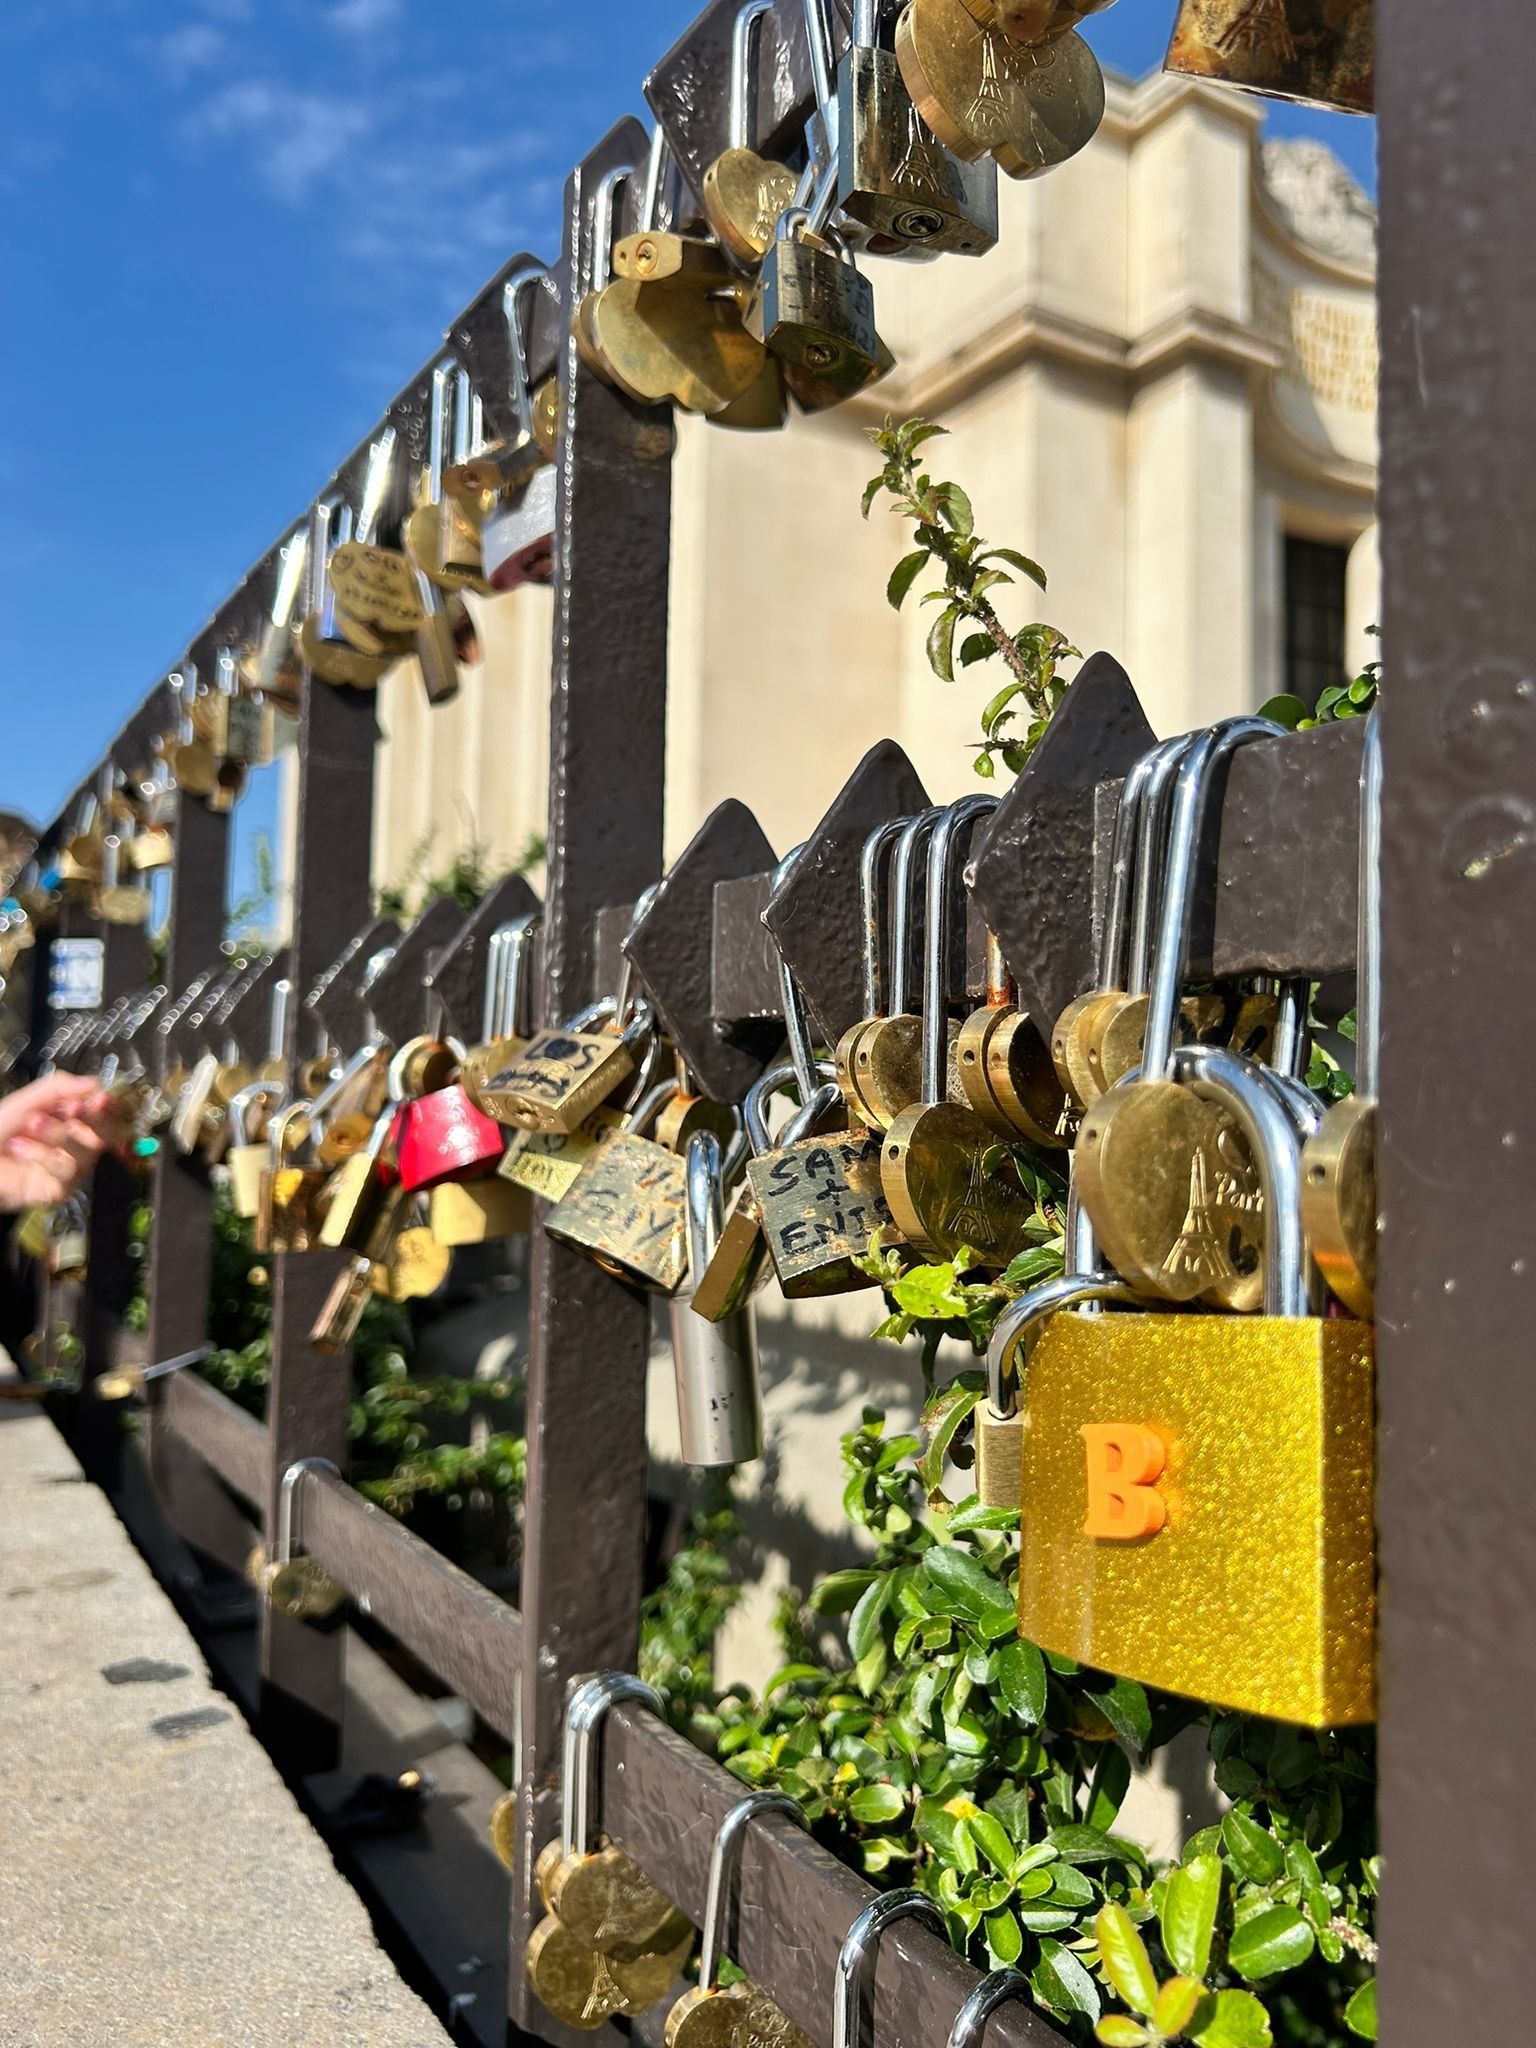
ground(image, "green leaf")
xmin=980 ymin=678 xmax=1024 ymax=735
xmin=1083 ymin=1743 xmax=1131 ymax=1831
xmin=1343 ymin=1979 xmax=1377 ymax=2041
xmin=1086 ymin=1675 xmax=1151 ymax=1752
xmin=1227 ymin=1905 xmax=1315 ymax=1982
xmin=947 ymin=1499 xmax=1019 ymax=1534
xmin=902 ymin=420 xmax=949 ymax=454
xmin=1256 ymin=692 xmax=1310 ymax=731
xmin=1033 ymin=1938 xmax=1101 ymax=2021
xmin=996 ymin=1639 xmax=1047 ymax=1725
xmin=1048 ymin=1825 xmax=1148 ymax=1871
xmin=848 ymin=1782 xmax=906 ymax=1826
xmin=1095 ymin=2022 xmax=1151 ymax=2048
xmin=862 ymin=475 xmax=885 ymax=518
xmin=968 ymin=1810 xmax=1016 ymax=1875
xmin=854 ymin=1637 xmax=887 ymax=1696
xmin=1191 ymin=1989 xmax=1273 ymax=2048
xmin=887 ymin=549 xmax=929 ymax=609
xmin=938 ymin=482 xmax=974 ymax=537
xmin=959 ymin=632 xmax=995 ymax=667
xmin=1094 ymin=1903 xmax=1158 ymax=2018
xmin=1221 ymin=1808 xmax=1286 ymax=1886
xmin=1155 ymin=1977 xmax=1206 ymax=2038
xmin=927 ymin=602 xmax=961 ymax=682
xmin=917 ymin=1376 xmax=985 ymax=1499
xmin=1161 ymin=1852 xmax=1221 ymax=1978
xmin=983 ymin=1907 xmax=1024 ymax=1966
xmin=809 ymin=1569 xmax=878 ymax=1616
xmin=980 ymin=547 xmax=1047 ymax=587
xmin=848 ymin=1574 xmax=891 ymax=1661
xmin=918 ymin=1543 xmax=1010 ymax=1623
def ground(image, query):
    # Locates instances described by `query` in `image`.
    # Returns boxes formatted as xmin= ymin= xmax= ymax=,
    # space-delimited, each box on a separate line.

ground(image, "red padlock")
xmin=396 ymin=1082 xmax=506 ymax=1193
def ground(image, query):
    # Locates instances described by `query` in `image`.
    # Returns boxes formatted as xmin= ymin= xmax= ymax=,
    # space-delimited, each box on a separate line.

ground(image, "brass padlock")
xmin=227 ymin=1080 xmax=284 ymax=1219
xmin=994 ymin=1048 xmax=1375 ymax=1727
xmin=484 ymin=997 xmax=653 ymax=1136
xmin=545 ymin=1081 xmax=692 ymax=1294
xmin=746 ymin=212 xmax=886 ymax=404
xmin=896 ymin=0 xmax=1105 ymax=179
xmin=261 ymin=1458 xmax=346 ymax=1622
xmin=1164 ymin=0 xmax=1373 ymax=115
xmin=745 ymin=967 xmax=897 ymax=1297
xmin=701 ymin=0 xmax=801 ymax=264
xmin=256 ymin=1103 xmax=328 ymax=1254
xmin=499 ymin=1105 xmax=625 ymax=1202
xmin=429 ymin=1177 xmax=531 ymax=1245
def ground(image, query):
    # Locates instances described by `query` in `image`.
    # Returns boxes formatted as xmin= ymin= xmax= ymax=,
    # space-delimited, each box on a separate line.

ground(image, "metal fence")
xmin=6 ymin=1 xmax=1533 ymax=2043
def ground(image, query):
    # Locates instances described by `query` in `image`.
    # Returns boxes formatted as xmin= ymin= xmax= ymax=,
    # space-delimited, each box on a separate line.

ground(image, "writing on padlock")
xmin=544 ymin=1081 xmax=694 ymax=1294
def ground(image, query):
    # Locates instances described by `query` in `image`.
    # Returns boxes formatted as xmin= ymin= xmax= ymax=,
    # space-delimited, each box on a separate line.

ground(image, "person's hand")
xmin=0 ymin=1073 xmax=122 ymax=1212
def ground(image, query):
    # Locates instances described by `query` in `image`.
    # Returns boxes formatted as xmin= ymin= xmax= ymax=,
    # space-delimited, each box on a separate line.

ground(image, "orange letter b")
xmin=1080 ymin=1424 xmax=1168 ymax=1540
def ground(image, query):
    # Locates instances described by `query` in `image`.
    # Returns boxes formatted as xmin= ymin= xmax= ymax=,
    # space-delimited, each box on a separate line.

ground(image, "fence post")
xmin=506 ymin=117 xmax=675 ymax=2040
xmin=1376 ymin=0 xmax=1536 ymax=2037
xmin=258 ymin=676 xmax=377 ymax=1772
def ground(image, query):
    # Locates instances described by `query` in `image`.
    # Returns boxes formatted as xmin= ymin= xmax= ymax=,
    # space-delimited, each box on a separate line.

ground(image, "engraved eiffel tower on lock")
xmin=1216 ymin=0 xmax=1297 ymax=62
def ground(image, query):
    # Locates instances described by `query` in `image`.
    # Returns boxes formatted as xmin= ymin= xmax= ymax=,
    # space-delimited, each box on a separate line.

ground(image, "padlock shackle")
xmin=987 ymin=1270 xmax=1145 ymax=1419
xmin=1141 ymin=716 xmax=1286 ymax=1079
xmin=562 ymin=1671 xmax=663 ymax=1861
xmin=697 ymin=1793 xmax=807 ymax=1992
xmin=921 ymin=793 xmax=998 ymax=1104
xmin=427 ymin=358 xmax=459 ymax=506
xmin=745 ymin=1055 xmax=839 ymax=1155
xmin=502 ymin=260 xmax=552 ymax=444
xmin=858 ymin=816 xmax=907 ymax=1018
xmin=833 ymin=1893 xmax=948 ymax=2048
xmin=1127 ymin=735 xmax=1196 ymax=997
xmin=273 ymin=1455 xmax=339 ymax=1572
xmin=946 ymin=1971 xmax=1033 ymax=2048
xmin=1169 ymin=1044 xmax=1308 ymax=1317
xmin=891 ymin=806 xmax=942 ymax=1020
xmin=767 ymin=843 xmax=821 ymax=1103
xmin=729 ymin=0 xmax=778 ymax=151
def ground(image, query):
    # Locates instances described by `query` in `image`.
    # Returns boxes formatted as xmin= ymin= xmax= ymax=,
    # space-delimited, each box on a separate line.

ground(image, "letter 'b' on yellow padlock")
xmin=990 ymin=1046 xmax=1374 ymax=1728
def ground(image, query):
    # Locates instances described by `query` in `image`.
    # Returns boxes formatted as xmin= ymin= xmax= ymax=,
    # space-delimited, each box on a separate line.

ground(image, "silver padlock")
xmin=670 ymin=1129 xmax=764 ymax=1468
xmin=481 ymin=461 xmax=555 ymax=592
xmin=837 ymin=0 xmax=998 ymax=255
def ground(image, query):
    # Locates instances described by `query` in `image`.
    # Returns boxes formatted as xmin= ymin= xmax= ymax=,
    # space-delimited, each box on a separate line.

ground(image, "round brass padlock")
xmin=263 ymin=1556 xmax=346 ymax=1623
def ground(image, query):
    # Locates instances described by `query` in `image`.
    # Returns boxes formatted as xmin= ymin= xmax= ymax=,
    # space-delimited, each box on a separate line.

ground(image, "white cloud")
xmin=155 ymin=23 xmax=225 ymax=83
xmin=193 ymin=80 xmax=373 ymax=204
xmin=325 ymin=0 xmax=402 ymax=33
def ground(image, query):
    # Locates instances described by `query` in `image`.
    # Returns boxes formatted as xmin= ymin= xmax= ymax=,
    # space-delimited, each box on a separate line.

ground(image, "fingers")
xmin=0 ymin=1135 xmax=86 ymax=1207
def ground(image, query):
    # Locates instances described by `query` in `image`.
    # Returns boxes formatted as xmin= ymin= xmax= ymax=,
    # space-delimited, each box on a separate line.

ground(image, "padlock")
xmin=1075 ymin=717 xmax=1285 ymax=1311
xmin=227 ymin=1079 xmax=284 ymax=1219
xmin=197 ymin=645 xmax=270 ymax=766
xmin=317 ymin=1096 xmax=405 ymax=1256
xmin=429 ymin=1176 xmax=531 ymax=1245
xmin=840 ymin=807 xmax=944 ymax=1129
xmin=836 ymin=0 xmax=998 ymax=255
xmin=545 ymin=1080 xmax=692 ymax=1293
xmin=261 ymin=1458 xmax=346 ymax=1622
xmin=542 ymin=1675 xmax=694 ymax=1959
xmin=257 ymin=1103 xmax=328 ymax=1255
xmin=252 ymin=524 xmax=309 ymax=704
xmin=444 ymin=270 xmax=556 ymax=509
xmin=745 ymin=958 xmax=897 ymax=1297
xmin=460 ymin=913 xmax=542 ymax=1117
xmin=895 ymin=0 xmax=1106 ymax=179
xmin=993 ymin=1047 xmax=1375 ymax=1727
xmin=671 ymin=1129 xmax=762 ymax=1466
xmin=882 ymin=793 xmax=1048 ymax=1267
xmin=662 ymin=1794 xmax=811 ymax=2048
xmin=300 ymin=444 xmax=397 ymax=690
xmin=1164 ymin=0 xmax=1373 ymax=116
xmin=746 ymin=209 xmax=885 ymax=403
xmin=702 ymin=0 xmax=801 ymax=263
xmin=311 ymin=1256 xmax=379 ymax=1355
xmin=95 ymin=833 xmax=151 ymax=927
xmin=394 ymin=1027 xmax=505 ymax=1193
xmin=481 ymin=464 xmax=556 ymax=593
xmin=483 ymin=923 xmax=656 ymax=1135
xmin=1300 ymin=714 xmax=1378 ymax=1318
xmin=955 ymin=931 xmax=1070 ymax=1148
xmin=499 ymin=1104 xmax=626 ymax=1202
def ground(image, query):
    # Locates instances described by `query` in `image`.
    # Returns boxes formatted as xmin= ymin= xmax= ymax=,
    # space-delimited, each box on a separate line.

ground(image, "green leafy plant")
xmin=865 ymin=417 xmax=1080 ymax=777
xmin=377 ymin=827 xmax=544 ymax=922
xmin=1259 ymin=630 xmax=1378 ymax=735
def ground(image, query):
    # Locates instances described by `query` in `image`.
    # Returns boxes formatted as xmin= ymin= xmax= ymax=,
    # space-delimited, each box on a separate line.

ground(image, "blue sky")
xmin=0 ymin=0 xmax=1374 ymax=910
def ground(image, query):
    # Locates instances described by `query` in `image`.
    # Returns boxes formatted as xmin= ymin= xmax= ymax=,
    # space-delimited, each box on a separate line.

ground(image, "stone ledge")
xmin=0 ymin=1408 xmax=451 ymax=2048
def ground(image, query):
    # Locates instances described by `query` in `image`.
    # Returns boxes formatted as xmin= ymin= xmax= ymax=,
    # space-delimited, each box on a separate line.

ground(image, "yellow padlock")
xmin=991 ymin=1047 xmax=1374 ymax=1728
